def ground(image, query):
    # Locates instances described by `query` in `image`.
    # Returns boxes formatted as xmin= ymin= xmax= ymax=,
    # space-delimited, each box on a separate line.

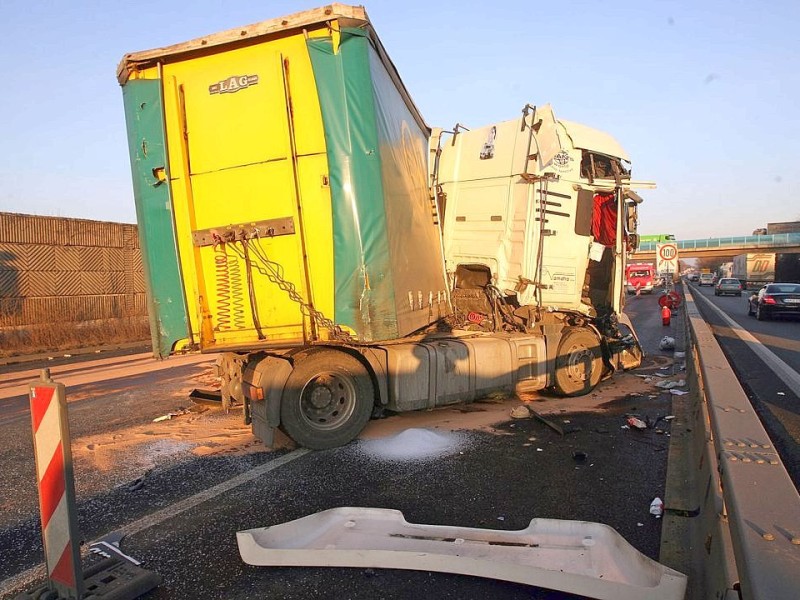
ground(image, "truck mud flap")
xmin=243 ymin=355 xmax=293 ymax=446
xmin=237 ymin=507 xmax=686 ymax=600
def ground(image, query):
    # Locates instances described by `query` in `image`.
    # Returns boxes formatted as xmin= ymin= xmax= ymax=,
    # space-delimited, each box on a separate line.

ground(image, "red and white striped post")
xmin=29 ymin=369 xmax=83 ymax=599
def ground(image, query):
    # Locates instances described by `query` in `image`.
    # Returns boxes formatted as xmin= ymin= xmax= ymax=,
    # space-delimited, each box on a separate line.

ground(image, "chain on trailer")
xmin=219 ymin=233 xmax=356 ymax=344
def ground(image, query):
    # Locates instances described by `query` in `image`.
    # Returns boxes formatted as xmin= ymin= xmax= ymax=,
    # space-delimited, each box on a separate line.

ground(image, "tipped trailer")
xmin=119 ymin=4 xmax=651 ymax=450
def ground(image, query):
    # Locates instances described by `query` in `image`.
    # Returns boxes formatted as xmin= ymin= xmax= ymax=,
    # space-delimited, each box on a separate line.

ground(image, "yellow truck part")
xmin=119 ymin=4 xmax=448 ymax=357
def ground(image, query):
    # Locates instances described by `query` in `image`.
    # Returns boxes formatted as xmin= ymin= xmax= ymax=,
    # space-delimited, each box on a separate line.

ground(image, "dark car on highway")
xmin=714 ymin=277 xmax=743 ymax=296
xmin=747 ymin=283 xmax=800 ymax=320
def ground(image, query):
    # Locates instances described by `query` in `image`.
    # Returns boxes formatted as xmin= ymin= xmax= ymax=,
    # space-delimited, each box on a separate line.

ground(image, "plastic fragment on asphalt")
xmin=626 ymin=416 xmax=648 ymax=430
xmin=237 ymin=507 xmax=688 ymax=600
xmin=669 ymin=390 xmax=689 ymax=396
xmin=650 ymin=498 xmax=664 ymax=518
xmin=777 ymin=392 xmax=786 ymax=396
xmin=658 ymin=337 xmax=675 ymax=350
xmin=510 ymin=405 xmax=531 ymax=419
xmin=655 ymin=380 xmax=685 ymax=389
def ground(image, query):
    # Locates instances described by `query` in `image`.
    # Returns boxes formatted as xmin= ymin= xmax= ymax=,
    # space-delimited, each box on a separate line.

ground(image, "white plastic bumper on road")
xmin=238 ymin=507 xmax=687 ymax=600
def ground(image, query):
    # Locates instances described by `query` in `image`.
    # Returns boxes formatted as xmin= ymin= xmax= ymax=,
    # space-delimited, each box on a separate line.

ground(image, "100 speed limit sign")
xmin=656 ymin=243 xmax=679 ymax=273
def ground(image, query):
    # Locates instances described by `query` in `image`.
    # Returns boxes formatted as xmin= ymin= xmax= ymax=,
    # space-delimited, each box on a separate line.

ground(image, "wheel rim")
xmin=298 ymin=372 xmax=358 ymax=431
xmin=564 ymin=342 xmax=594 ymax=384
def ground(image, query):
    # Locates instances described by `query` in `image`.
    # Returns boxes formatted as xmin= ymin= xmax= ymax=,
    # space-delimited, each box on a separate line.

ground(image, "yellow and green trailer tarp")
xmin=119 ymin=4 xmax=448 ymax=357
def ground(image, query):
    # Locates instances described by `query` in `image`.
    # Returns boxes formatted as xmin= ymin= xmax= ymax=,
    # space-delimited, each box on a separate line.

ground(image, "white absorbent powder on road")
xmin=359 ymin=428 xmax=465 ymax=461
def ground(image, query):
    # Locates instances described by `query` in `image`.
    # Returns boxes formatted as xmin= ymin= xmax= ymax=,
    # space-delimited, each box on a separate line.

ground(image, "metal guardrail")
xmin=682 ymin=284 xmax=800 ymax=599
xmin=638 ymin=233 xmax=800 ymax=252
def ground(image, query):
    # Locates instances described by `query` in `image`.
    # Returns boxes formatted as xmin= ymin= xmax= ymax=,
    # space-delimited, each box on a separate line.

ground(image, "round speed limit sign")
xmin=659 ymin=245 xmax=677 ymax=260
xmin=656 ymin=243 xmax=679 ymax=272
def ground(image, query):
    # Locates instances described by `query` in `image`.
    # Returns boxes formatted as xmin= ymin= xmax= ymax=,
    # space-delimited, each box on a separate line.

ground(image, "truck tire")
xmin=553 ymin=327 xmax=603 ymax=397
xmin=280 ymin=350 xmax=374 ymax=450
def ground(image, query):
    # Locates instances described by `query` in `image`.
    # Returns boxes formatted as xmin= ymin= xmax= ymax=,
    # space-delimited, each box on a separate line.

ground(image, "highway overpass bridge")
xmin=632 ymin=233 xmax=800 ymax=262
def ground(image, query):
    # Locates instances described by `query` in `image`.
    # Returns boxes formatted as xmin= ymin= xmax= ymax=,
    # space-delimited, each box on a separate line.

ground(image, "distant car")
xmin=688 ymin=273 xmax=700 ymax=282
xmin=714 ymin=278 xmax=743 ymax=296
xmin=698 ymin=273 xmax=715 ymax=286
xmin=747 ymin=283 xmax=800 ymax=320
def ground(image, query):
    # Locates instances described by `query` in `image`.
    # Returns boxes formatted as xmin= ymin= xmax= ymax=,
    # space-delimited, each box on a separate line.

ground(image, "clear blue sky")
xmin=1 ymin=0 xmax=798 ymax=239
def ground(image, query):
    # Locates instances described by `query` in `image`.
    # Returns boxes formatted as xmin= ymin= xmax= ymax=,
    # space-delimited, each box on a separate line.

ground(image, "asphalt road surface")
xmin=687 ymin=280 xmax=800 ymax=490
xmin=0 ymin=297 xmax=686 ymax=600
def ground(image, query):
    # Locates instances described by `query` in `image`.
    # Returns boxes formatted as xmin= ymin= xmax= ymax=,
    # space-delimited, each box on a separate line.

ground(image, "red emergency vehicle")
xmin=626 ymin=263 xmax=655 ymax=294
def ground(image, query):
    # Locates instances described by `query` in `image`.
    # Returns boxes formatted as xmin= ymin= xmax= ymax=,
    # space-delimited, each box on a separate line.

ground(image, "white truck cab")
xmin=434 ymin=104 xmax=654 ymax=326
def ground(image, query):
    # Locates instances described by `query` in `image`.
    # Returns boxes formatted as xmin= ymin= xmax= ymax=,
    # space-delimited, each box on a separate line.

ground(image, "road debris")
xmin=510 ymin=405 xmax=531 ymax=419
xmin=189 ymin=388 xmax=224 ymax=406
xmin=650 ymin=497 xmax=664 ymax=518
xmin=670 ymin=389 xmax=689 ymax=396
xmin=626 ymin=416 xmax=648 ymax=430
xmin=128 ymin=476 xmax=146 ymax=491
xmin=527 ymin=407 xmax=565 ymax=436
xmin=659 ymin=336 xmax=675 ymax=350
xmin=655 ymin=380 xmax=685 ymax=390
xmin=152 ymin=408 xmax=191 ymax=423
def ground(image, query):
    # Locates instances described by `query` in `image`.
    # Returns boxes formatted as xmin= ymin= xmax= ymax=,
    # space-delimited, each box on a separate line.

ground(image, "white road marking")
xmin=689 ymin=287 xmax=800 ymax=391
xmin=0 ymin=354 xmax=214 ymax=400
xmin=0 ymin=448 xmax=309 ymax=595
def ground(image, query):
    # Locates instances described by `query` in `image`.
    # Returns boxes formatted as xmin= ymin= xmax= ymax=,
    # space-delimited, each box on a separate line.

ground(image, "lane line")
xmin=0 ymin=354 xmax=214 ymax=400
xmin=689 ymin=286 xmax=800 ymax=391
xmin=0 ymin=448 xmax=310 ymax=595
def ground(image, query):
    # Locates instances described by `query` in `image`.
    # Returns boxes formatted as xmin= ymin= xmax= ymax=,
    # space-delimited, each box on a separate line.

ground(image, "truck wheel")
xmin=553 ymin=327 xmax=603 ymax=397
xmin=280 ymin=350 xmax=374 ymax=450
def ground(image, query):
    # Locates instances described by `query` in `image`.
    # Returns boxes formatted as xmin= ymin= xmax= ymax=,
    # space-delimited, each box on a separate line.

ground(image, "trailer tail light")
xmin=243 ymin=381 xmax=265 ymax=401
xmin=762 ymin=295 xmax=777 ymax=305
